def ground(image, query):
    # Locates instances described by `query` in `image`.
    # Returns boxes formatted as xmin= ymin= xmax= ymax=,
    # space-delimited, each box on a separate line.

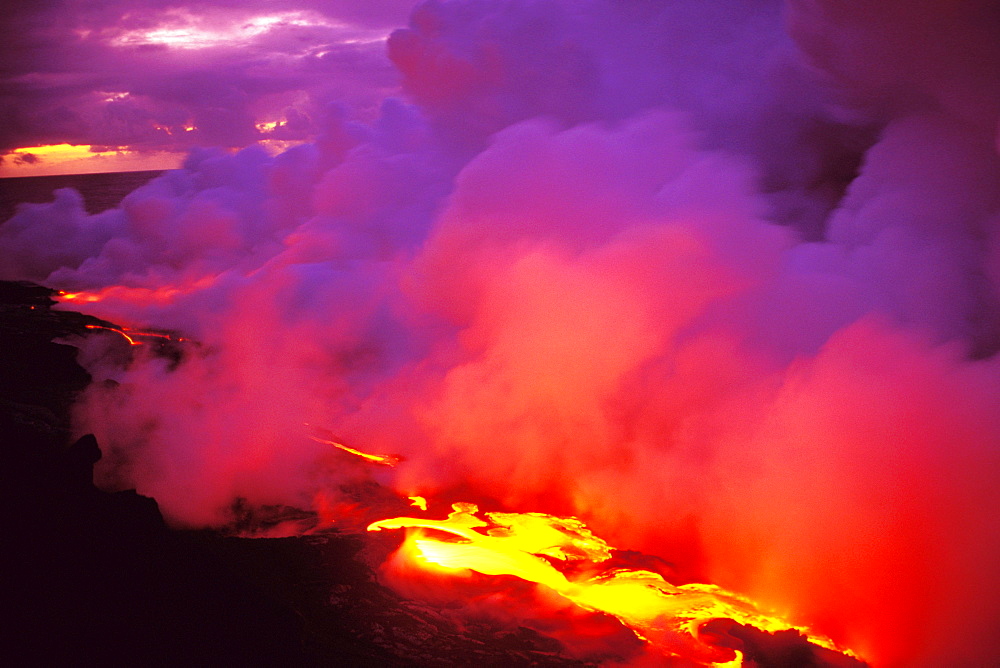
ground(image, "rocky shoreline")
xmin=1 ymin=280 xmax=590 ymax=666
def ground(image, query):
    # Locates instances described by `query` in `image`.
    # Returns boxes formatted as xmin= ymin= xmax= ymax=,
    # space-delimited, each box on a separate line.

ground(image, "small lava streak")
xmin=84 ymin=323 xmax=184 ymax=345
xmin=306 ymin=425 xmax=401 ymax=467
xmin=85 ymin=324 xmax=140 ymax=345
xmin=131 ymin=330 xmax=183 ymax=342
xmin=408 ymin=496 xmax=428 ymax=511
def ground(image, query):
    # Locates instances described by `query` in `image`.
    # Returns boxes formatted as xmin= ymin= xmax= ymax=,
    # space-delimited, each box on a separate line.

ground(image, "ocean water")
xmin=0 ymin=170 xmax=164 ymax=223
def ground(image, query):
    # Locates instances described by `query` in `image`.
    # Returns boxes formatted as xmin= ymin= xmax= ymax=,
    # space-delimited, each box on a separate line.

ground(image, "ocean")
xmin=0 ymin=170 xmax=165 ymax=223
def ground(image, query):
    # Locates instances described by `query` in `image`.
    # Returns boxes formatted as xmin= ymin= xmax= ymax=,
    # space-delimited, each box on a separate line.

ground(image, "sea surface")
xmin=0 ymin=170 xmax=164 ymax=223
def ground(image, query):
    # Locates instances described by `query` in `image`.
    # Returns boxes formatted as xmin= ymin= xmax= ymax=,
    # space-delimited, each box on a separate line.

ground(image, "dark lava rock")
xmin=0 ymin=281 xmax=589 ymax=667
xmin=2 ymin=282 xmax=307 ymax=666
xmin=700 ymin=619 xmax=869 ymax=668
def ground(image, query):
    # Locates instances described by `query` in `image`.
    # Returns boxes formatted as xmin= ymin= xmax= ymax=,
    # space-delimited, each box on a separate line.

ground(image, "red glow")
xmin=57 ymin=278 xmax=218 ymax=309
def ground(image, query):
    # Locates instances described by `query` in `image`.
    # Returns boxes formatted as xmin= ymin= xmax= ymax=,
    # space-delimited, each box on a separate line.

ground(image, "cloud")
xmin=0 ymin=0 xmax=411 ymax=155
xmin=3 ymin=1 xmax=1000 ymax=665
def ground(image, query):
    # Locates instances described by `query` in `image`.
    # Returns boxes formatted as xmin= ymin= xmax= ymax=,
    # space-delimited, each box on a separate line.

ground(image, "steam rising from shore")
xmin=2 ymin=1 xmax=999 ymax=665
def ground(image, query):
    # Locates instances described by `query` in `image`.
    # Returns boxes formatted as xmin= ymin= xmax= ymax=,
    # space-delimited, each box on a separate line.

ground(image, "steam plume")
xmin=2 ymin=1 xmax=999 ymax=665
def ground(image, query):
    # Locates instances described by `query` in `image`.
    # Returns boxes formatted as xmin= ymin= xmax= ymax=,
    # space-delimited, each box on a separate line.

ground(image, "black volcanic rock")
xmin=2 ymin=281 xmax=308 ymax=666
xmin=700 ymin=619 xmax=869 ymax=668
xmin=0 ymin=281 xmax=590 ymax=667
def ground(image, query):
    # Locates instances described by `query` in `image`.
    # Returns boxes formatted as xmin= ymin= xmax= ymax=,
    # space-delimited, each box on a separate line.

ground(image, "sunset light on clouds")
xmin=2 ymin=143 xmax=184 ymax=176
xmin=0 ymin=0 xmax=412 ymax=176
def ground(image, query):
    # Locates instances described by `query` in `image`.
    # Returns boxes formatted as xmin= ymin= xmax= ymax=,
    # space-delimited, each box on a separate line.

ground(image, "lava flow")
xmin=84 ymin=324 xmax=181 ymax=346
xmin=307 ymin=425 xmax=401 ymax=467
xmin=369 ymin=503 xmax=860 ymax=667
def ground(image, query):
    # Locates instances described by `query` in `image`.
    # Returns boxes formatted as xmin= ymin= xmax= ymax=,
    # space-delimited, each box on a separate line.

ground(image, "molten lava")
xmin=85 ymin=323 xmax=141 ymax=345
xmin=369 ymin=503 xmax=858 ymax=666
xmin=307 ymin=425 xmax=401 ymax=467
xmin=84 ymin=323 xmax=182 ymax=346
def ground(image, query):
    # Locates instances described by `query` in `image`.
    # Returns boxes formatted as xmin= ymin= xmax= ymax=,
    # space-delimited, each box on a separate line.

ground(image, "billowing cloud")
xmin=0 ymin=0 xmax=416 ymax=159
xmin=2 ymin=1 xmax=1000 ymax=666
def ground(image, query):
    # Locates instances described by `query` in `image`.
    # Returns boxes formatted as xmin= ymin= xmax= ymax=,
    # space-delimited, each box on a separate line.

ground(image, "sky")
xmin=2 ymin=1 xmax=1000 ymax=665
xmin=0 ymin=0 xmax=417 ymax=176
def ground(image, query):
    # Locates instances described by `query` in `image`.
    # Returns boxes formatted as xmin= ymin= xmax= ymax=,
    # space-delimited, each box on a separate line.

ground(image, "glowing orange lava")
xmin=84 ymin=324 xmax=183 ymax=346
xmin=57 ymin=279 xmax=216 ymax=308
xmin=369 ymin=503 xmax=857 ymax=666
xmin=58 ymin=291 xmax=103 ymax=304
xmin=85 ymin=324 xmax=140 ymax=345
xmin=307 ymin=425 xmax=401 ymax=467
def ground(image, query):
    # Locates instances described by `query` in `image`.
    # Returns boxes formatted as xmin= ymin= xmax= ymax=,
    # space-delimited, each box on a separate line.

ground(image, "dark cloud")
xmin=0 ymin=0 xmax=412 ymax=154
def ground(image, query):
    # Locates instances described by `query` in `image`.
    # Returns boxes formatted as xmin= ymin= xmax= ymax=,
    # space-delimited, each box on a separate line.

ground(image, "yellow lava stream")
xmin=369 ymin=502 xmax=851 ymax=666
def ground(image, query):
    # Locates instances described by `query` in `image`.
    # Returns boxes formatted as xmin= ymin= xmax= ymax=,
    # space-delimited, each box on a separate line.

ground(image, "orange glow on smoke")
xmin=369 ymin=503 xmax=858 ymax=666
xmin=58 ymin=291 xmax=103 ymax=304
xmin=58 ymin=279 xmax=217 ymax=308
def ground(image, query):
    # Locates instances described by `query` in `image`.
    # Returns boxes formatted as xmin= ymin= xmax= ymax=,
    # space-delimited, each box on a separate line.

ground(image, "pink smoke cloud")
xmin=3 ymin=1 xmax=1000 ymax=665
